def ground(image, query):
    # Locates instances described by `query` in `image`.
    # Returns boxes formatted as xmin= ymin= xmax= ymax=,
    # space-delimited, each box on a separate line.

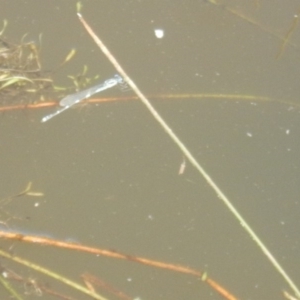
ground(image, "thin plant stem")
xmin=0 ymin=274 xmax=24 ymax=300
xmin=77 ymin=12 xmax=300 ymax=299
xmin=1 ymin=93 xmax=299 ymax=114
xmin=0 ymin=230 xmax=238 ymax=300
xmin=0 ymin=248 xmax=109 ymax=300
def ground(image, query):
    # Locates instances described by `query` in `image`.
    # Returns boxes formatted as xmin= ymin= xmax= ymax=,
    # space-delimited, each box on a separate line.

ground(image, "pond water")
xmin=0 ymin=1 xmax=300 ymax=299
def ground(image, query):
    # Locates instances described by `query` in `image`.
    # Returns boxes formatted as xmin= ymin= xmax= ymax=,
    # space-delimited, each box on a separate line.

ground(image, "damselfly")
xmin=41 ymin=74 xmax=123 ymax=123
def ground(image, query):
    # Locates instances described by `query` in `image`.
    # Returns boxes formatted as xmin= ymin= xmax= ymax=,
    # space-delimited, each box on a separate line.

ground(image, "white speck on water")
xmin=154 ymin=28 xmax=164 ymax=38
xmin=286 ymin=129 xmax=290 ymax=135
xmin=147 ymin=214 xmax=154 ymax=220
xmin=246 ymin=132 xmax=253 ymax=137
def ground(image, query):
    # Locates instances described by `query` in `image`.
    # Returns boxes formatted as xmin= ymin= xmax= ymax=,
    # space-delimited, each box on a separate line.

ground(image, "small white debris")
xmin=147 ymin=214 xmax=154 ymax=220
xmin=286 ymin=129 xmax=290 ymax=135
xmin=154 ymin=28 xmax=164 ymax=39
xmin=178 ymin=157 xmax=186 ymax=175
xmin=246 ymin=132 xmax=253 ymax=137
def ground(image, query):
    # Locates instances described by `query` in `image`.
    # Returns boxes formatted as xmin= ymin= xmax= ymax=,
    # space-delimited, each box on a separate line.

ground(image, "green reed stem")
xmin=0 ymin=249 xmax=109 ymax=300
xmin=0 ymin=273 xmax=24 ymax=300
xmin=77 ymin=12 xmax=300 ymax=299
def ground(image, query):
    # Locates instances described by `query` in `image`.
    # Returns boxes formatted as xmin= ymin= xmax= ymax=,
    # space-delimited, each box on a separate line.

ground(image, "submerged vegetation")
xmin=0 ymin=21 xmax=53 ymax=104
xmin=0 ymin=19 xmax=101 ymax=111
